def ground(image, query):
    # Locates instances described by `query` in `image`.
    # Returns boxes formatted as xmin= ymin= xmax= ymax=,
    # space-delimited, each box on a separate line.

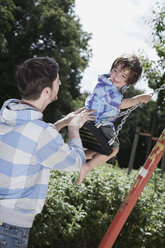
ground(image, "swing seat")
xmin=80 ymin=121 xmax=113 ymax=156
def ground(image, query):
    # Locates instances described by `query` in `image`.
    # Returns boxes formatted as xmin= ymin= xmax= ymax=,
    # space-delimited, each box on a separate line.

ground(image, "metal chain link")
xmin=150 ymin=84 xmax=165 ymax=96
xmin=108 ymin=84 xmax=165 ymax=146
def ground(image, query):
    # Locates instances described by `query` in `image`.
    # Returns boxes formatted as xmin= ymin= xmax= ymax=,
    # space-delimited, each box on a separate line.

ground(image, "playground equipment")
xmin=98 ymin=129 xmax=165 ymax=248
xmin=128 ymin=127 xmax=165 ymax=174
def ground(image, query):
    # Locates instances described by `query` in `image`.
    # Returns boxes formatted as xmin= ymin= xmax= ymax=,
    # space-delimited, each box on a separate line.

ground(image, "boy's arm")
xmin=120 ymin=94 xmax=152 ymax=109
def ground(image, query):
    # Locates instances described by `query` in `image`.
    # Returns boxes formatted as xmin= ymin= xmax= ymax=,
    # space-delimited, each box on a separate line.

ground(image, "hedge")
xmin=28 ymin=165 xmax=165 ymax=248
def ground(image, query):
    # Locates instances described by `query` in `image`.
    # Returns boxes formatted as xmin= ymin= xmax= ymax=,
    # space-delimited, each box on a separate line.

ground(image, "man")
xmin=0 ymin=57 xmax=95 ymax=247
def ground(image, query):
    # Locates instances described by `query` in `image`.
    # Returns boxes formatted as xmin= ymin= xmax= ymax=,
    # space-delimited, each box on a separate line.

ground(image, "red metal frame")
xmin=98 ymin=129 xmax=165 ymax=248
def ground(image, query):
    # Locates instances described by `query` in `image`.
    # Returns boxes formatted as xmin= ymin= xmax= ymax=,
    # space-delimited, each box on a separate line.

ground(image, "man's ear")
xmin=42 ymin=87 xmax=51 ymax=98
xmin=45 ymin=87 xmax=51 ymax=94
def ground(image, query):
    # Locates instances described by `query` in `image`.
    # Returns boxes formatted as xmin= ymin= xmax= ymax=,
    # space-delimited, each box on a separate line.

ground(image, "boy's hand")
xmin=141 ymin=94 xmax=152 ymax=103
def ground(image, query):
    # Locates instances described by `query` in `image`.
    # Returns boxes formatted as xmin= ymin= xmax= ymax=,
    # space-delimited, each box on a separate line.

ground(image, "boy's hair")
xmin=15 ymin=57 xmax=59 ymax=100
xmin=110 ymin=54 xmax=142 ymax=85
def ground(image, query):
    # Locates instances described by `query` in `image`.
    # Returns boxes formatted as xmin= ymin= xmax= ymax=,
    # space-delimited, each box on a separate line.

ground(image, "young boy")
xmin=77 ymin=53 xmax=152 ymax=184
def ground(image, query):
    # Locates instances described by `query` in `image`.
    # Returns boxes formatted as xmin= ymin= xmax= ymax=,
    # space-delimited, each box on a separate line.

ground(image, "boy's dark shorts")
xmin=100 ymin=125 xmax=119 ymax=148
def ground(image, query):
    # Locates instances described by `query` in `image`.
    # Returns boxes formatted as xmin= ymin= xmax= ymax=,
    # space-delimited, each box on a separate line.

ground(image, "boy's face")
xmin=110 ymin=64 xmax=130 ymax=89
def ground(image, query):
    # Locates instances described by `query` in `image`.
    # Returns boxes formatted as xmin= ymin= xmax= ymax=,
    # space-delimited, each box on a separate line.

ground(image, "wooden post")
xmin=98 ymin=129 xmax=165 ymax=248
xmin=128 ymin=127 xmax=140 ymax=175
xmin=161 ymin=152 xmax=165 ymax=175
xmin=145 ymin=106 xmax=158 ymax=160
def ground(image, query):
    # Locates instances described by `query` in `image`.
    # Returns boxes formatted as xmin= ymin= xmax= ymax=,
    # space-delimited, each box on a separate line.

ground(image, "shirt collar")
xmin=98 ymin=73 xmax=129 ymax=94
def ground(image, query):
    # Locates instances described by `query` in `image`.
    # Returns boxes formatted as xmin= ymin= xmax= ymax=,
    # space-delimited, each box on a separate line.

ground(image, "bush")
xmin=28 ymin=165 xmax=165 ymax=248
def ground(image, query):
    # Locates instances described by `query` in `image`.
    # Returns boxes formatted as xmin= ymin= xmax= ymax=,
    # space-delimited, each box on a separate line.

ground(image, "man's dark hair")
xmin=110 ymin=54 xmax=142 ymax=85
xmin=15 ymin=57 xmax=59 ymax=100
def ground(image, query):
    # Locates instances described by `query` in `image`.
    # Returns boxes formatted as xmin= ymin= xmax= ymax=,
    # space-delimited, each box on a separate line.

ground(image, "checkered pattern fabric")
xmin=85 ymin=74 xmax=124 ymax=130
xmin=0 ymin=99 xmax=85 ymax=228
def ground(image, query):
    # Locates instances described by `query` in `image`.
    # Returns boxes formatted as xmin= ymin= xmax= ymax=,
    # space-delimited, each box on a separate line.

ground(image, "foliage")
xmin=140 ymin=0 xmax=165 ymax=112
xmin=135 ymin=1 xmax=165 ymax=164
xmin=140 ymin=53 xmax=165 ymax=113
xmin=0 ymin=0 xmax=92 ymax=122
xmin=29 ymin=166 xmax=165 ymax=248
xmin=71 ymin=91 xmax=89 ymax=111
xmin=148 ymin=0 xmax=165 ymax=62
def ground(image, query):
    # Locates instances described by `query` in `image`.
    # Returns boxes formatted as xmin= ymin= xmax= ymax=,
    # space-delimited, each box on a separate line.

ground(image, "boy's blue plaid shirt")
xmin=85 ymin=74 xmax=125 ymax=130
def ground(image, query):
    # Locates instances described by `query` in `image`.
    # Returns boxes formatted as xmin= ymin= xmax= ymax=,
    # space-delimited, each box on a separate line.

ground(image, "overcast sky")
xmin=74 ymin=0 xmax=158 ymax=94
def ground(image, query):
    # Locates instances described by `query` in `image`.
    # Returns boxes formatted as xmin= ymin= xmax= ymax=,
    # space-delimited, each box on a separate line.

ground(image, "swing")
xmin=80 ymin=84 xmax=165 ymax=155
xmin=79 ymin=121 xmax=113 ymax=156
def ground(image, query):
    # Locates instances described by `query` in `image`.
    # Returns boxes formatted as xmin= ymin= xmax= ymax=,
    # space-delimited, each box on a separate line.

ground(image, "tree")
xmin=0 ymin=0 xmax=92 ymax=122
xmin=140 ymin=1 xmax=164 ymax=110
xmin=139 ymin=1 xmax=165 ymax=156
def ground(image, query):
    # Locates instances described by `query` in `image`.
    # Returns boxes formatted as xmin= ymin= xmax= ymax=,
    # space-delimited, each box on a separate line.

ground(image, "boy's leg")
xmin=77 ymin=147 xmax=119 ymax=184
xmin=85 ymin=150 xmax=97 ymax=160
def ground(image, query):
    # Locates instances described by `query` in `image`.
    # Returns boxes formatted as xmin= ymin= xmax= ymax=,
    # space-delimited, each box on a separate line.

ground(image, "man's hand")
xmin=54 ymin=107 xmax=96 ymax=132
xmin=63 ymin=107 xmax=86 ymax=126
xmin=69 ymin=109 xmax=96 ymax=130
xmin=68 ymin=109 xmax=96 ymax=139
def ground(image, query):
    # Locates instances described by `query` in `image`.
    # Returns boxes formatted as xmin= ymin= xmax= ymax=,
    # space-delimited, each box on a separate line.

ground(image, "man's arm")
xmin=54 ymin=117 xmax=69 ymax=132
xmin=54 ymin=107 xmax=84 ymax=131
xmin=68 ymin=109 xmax=96 ymax=139
xmin=54 ymin=108 xmax=96 ymax=133
xmin=120 ymin=94 xmax=152 ymax=109
xmin=36 ymin=109 xmax=96 ymax=172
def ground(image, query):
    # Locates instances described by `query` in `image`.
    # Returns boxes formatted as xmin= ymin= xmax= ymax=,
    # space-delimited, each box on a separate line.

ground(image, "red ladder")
xmin=98 ymin=129 xmax=165 ymax=248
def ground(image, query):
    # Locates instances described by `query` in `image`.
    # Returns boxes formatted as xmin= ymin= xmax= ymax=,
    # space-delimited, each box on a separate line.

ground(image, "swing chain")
xmin=108 ymin=102 xmax=143 ymax=145
xmin=108 ymin=84 xmax=165 ymax=145
xmin=150 ymin=84 xmax=165 ymax=96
